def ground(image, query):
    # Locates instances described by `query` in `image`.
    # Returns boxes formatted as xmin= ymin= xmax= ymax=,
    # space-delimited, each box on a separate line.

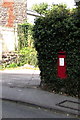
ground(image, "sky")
xmin=27 ymin=0 xmax=76 ymax=9
xmin=27 ymin=0 xmax=76 ymax=24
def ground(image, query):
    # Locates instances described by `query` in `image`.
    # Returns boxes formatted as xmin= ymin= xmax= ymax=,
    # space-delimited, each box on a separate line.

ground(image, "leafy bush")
xmin=18 ymin=47 xmax=38 ymax=67
xmin=6 ymin=63 xmax=18 ymax=68
xmin=33 ymin=4 xmax=80 ymax=97
xmin=32 ymin=2 xmax=49 ymax=15
xmin=17 ymin=22 xmax=38 ymax=68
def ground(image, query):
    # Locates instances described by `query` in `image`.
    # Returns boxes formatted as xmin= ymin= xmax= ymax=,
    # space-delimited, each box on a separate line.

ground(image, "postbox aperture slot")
xmin=59 ymin=58 xmax=64 ymax=66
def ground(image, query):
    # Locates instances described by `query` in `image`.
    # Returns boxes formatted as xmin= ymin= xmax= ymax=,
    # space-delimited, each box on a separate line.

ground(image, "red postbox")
xmin=57 ymin=51 xmax=67 ymax=79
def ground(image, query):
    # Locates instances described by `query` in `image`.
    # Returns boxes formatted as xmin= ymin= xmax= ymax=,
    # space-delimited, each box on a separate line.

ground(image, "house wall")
xmin=0 ymin=0 xmax=27 ymax=59
xmin=0 ymin=26 xmax=18 ymax=52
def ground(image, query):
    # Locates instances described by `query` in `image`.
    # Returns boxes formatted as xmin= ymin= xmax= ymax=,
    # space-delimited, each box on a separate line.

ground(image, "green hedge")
xmin=33 ymin=5 xmax=80 ymax=97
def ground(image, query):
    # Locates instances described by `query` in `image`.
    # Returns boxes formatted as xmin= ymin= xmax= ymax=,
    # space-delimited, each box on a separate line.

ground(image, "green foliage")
xmin=32 ymin=2 xmax=49 ymax=15
xmin=18 ymin=47 xmax=38 ymax=67
xmin=33 ymin=4 xmax=80 ymax=97
xmin=6 ymin=63 xmax=18 ymax=68
xmin=2 ymin=22 xmax=37 ymax=69
xmin=28 ymin=24 xmax=34 ymax=47
xmin=18 ymin=22 xmax=34 ymax=50
xmin=17 ymin=22 xmax=29 ymax=50
xmin=3 ymin=47 xmax=38 ymax=69
xmin=0 ymin=65 xmax=2 ymax=70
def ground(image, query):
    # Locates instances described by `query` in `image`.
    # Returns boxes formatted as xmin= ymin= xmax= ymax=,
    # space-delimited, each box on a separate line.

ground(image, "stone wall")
xmin=0 ymin=3 xmax=7 ymax=26
xmin=2 ymin=51 xmax=19 ymax=67
xmin=14 ymin=1 xmax=27 ymax=25
xmin=0 ymin=0 xmax=27 ymax=27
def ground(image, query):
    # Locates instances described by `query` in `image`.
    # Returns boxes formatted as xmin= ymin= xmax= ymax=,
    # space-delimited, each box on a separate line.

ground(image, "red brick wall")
xmin=2 ymin=1 xmax=15 ymax=27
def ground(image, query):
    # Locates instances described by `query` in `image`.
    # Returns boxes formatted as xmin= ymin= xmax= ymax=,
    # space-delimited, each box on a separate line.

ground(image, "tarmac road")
xmin=0 ymin=70 xmax=40 ymax=87
xmin=2 ymin=99 xmax=71 ymax=118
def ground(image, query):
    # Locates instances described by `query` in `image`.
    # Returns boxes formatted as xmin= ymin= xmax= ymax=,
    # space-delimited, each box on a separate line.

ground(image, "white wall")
xmin=0 ymin=26 xmax=18 ymax=53
xmin=0 ymin=39 xmax=2 ymax=60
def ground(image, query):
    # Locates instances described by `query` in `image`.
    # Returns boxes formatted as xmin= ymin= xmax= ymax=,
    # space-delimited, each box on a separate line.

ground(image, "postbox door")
xmin=57 ymin=52 xmax=67 ymax=79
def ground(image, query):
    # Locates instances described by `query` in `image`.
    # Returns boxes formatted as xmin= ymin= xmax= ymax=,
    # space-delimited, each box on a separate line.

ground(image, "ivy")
xmin=17 ymin=23 xmax=29 ymax=50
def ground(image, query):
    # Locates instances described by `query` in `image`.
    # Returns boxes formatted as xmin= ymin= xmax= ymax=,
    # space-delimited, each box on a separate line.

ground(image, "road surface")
xmin=2 ymin=99 xmax=71 ymax=118
xmin=0 ymin=71 xmax=40 ymax=87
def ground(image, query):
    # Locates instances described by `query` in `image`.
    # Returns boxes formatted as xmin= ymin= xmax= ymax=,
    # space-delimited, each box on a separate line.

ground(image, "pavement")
xmin=0 ymin=68 xmax=80 ymax=119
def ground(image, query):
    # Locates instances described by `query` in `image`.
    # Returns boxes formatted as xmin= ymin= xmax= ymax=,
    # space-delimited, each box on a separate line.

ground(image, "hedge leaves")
xmin=33 ymin=4 xmax=80 ymax=97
